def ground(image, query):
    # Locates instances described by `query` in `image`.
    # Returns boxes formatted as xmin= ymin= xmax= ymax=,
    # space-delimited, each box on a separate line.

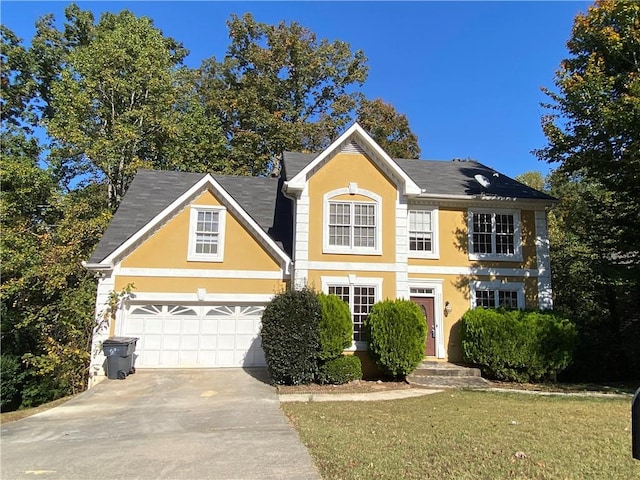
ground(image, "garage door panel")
xmin=163 ymin=335 xmax=180 ymax=349
xmin=146 ymin=318 xmax=164 ymax=334
xmin=200 ymin=335 xmax=217 ymax=349
xmin=181 ymin=351 xmax=198 ymax=365
xmin=164 ymin=318 xmax=181 ymax=334
xmin=218 ymin=319 xmax=236 ymax=334
xmin=145 ymin=334 xmax=162 ymax=350
xmin=123 ymin=303 xmax=266 ymax=368
xmin=182 ymin=319 xmax=200 ymax=334
xmin=180 ymin=335 xmax=199 ymax=350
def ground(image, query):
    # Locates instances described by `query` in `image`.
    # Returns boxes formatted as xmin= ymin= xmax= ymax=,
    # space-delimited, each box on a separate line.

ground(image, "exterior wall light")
xmin=444 ymin=301 xmax=453 ymax=315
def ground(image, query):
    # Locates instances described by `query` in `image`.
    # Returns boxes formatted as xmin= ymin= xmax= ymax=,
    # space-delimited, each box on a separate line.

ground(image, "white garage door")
xmin=121 ymin=304 xmax=266 ymax=368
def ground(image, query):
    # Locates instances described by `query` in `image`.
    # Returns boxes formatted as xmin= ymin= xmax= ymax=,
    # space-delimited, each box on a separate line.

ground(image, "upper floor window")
xmin=471 ymin=281 xmax=524 ymax=309
xmin=468 ymin=209 xmax=522 ymax=261
xmin=408 ymin=207 xmax=439 ymax=258
xmin=188 ymin=206 xmax=226 ymax=262
xmin=323 ymin=188 xmax=382 ymax=255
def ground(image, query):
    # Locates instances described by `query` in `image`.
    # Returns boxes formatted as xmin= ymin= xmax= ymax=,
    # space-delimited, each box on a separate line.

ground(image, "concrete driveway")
xmin=1 ymin=369 xmax=320 ymax=480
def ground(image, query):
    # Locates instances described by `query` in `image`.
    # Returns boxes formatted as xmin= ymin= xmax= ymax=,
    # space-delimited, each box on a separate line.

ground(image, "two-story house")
xmin=84 ymin=123 xmax=555 ymax=385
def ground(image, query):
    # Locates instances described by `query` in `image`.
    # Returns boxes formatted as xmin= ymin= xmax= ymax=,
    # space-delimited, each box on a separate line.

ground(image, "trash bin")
xmin=102 ymin=336 xmax=138 ymax=380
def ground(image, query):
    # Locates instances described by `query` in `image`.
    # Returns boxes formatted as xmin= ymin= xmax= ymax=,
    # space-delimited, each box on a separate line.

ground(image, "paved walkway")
xmin=1 ymin=369 xmax=320 ymax=480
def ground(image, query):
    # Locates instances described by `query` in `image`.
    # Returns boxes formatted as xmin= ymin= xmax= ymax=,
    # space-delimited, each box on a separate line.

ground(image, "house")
xmin=84 ymin=123 xmax=556 ymax=385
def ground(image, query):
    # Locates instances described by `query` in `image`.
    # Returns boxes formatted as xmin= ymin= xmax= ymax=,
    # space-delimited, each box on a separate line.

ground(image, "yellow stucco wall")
xmin=121 ymin=189 xmax=281 ymax=272
xmin=409 ymin=207 xmax=538 ymax=268
xmin=114 ymin=276 xmax=286 ymax=294
xmin=306 ymin=270 xmax=396 ymax=301
xmin=307 ymin=152 xmax=398 ymax=263
xmin=114 ymin=188 xmax=285 ymax=296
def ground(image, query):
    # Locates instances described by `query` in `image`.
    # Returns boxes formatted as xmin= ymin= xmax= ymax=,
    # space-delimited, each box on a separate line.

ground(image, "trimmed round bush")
xmin=460 ymin=308 xmax=576 ymax=382
xmin=260 ymin=288 xmax=322 ymax=385
xmin=318 ymin=355 xmax=363 ymax=385
xmin=317 ymin=293 xmax=353 ymax=361
xmin=365 ymin=299 xmax=427 ymax=377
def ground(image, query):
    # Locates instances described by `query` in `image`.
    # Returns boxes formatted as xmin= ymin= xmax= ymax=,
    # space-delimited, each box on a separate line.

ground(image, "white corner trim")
xmin=102 ymin=174 xmax=291 ymax=272
xmin=285 ymin=123 xmax=421 ymax=196
xmin=535 ymin=210 xmax=553 ymax=309
xmin=322 ymin=187 xmax=382 ymax=255
xmin=117 ymin=267 xmax=287 ymax=280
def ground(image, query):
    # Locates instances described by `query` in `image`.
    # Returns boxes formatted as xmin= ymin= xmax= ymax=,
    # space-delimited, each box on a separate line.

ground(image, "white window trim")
xmin=323 ymin=187 xmax=382 ymax=255
xmin=470 ymin=281 xmax=525 ymax=310
xmin=407 ymin=206 xmax=439 ymax=259
xmin=468 ymin=208 xmax=522 ymax=261
xmin=321 ymin=275 xmax=382 ymax=350
xmin=187 ymin=205 xmax=226 ymax=262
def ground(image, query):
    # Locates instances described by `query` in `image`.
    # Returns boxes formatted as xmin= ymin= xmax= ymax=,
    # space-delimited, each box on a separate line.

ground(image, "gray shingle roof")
xmin=90 ymin=153 xmax=554 ymax=264
xmin=394 ymin=159 xmax=555 ymax=200
xmin=281 ymin=152 xmax=555 ymax=201
xmin=88 ymin=170 xmax=290 ymax=264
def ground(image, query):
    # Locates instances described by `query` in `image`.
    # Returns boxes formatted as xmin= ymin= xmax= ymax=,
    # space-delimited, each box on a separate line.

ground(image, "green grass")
xmin=283 ymin=390 xmax=640 ymax=480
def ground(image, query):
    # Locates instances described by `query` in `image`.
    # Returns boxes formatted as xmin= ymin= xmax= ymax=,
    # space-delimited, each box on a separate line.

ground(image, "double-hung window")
xmin=324 ymin=188 xmax=382 ymax=255
xmin=471 ymin=281 xmax=524 ymax=309
xmin=188 ymin=206 xmax=226 ymax=261
xmin=468 ymin=209 xmax=521 ymax=261
xmin=408 ymin=207 xmax=439 ymax=258
xmin=329 ymin=202 xmax=376 ymax=248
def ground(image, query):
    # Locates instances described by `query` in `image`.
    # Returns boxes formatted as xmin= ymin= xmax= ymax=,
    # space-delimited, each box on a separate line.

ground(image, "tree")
xmin=198 ymin=13 xmax=369 ymax=175
xmin=42 ymin=6 xmax=226 ymax=208
xmin=514 ymin=171 xmax=546 ymax=192
xmin=536 ymin=0 xmax=640 ymax=380
xmin=537 ymin=0 xmax=640 ymax=261
xmin=356 ymin=98 xmax=421 ymax=158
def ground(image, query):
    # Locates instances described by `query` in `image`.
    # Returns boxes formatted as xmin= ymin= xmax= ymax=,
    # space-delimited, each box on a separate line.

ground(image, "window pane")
xmin=495 ymin=214 xmax=515 ymax=254
xmin=409 ymin=210 xmax=433 ymax=252
xmin=353 ymin=226 xmax=375 ymax=247
xmin=353 ymin=286 xmax=376 ymax=342
xmin=475 ymin=290 xmax=495 ymax=309
xmin=195 ymin=233 xmax=218 ymax=254
xmin=328 ymin=286 xmax=350 ymax=304
xmin=329 ymin=203 xmax=351 ymax=246
xmin=472 ymin=213 xmax=493 ymax=254
xmin=498 ymin=290 xmax=518 ymax=309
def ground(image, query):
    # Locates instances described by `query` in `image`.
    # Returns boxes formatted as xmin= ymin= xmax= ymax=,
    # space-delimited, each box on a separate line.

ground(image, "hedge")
xmin=318 ymin=355 xmax=363 ymax=384
xmin=460 ymin=308 xmax=576 ymax=382
xmin=365 ymin=299 xmax=426 ymax=377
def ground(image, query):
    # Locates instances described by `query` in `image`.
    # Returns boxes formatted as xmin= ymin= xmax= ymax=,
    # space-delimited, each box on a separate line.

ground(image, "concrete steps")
xmin=407 ymin=361 xmax=490 ymax=388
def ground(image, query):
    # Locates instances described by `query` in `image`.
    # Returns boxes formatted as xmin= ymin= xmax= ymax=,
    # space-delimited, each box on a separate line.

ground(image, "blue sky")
xmin=2 ymin=1 xmax=591 ymax=179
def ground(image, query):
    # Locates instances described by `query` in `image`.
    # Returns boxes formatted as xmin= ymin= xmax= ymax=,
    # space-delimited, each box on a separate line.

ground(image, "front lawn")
xmin=283 ymin=390 xmax=639 ymax=479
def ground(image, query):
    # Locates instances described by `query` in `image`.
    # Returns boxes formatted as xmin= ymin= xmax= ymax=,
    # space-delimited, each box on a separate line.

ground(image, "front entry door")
xmin=411 ymin=297 xmax=435 ymax=356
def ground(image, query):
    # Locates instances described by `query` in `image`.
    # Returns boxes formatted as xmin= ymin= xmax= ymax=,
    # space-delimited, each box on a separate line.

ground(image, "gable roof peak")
xmin=284 ymin=122 xmax=422 ymax=196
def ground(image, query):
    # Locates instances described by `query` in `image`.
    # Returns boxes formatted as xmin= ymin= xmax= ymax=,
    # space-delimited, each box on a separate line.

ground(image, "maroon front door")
xmin=411 ymin=297 xmax=435 ymax=356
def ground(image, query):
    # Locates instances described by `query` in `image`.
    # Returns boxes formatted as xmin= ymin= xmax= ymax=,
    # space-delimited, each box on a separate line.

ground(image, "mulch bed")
xmin=276 ymin=379 xmax=412 ymax=395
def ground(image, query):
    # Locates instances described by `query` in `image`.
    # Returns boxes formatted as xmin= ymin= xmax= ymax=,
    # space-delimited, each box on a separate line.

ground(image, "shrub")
xmin=365 ymin=299 xmax=427 ymax=377
xmin=1 ymin=355 xmax=25 ymax=411
xmin=260 ymin=288 xmax=322 ymax=385
xmin=317 ymin=293 xmax=353 ymax=361
xmin=318 ymin=355 xmax=363 ymax=384
xmin=460 ymin=308 xmax=576 ymax=382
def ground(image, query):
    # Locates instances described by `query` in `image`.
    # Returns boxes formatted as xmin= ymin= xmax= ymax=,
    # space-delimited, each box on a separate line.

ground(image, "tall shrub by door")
xmin=365 ymin=299 xmax=426 ymax=377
